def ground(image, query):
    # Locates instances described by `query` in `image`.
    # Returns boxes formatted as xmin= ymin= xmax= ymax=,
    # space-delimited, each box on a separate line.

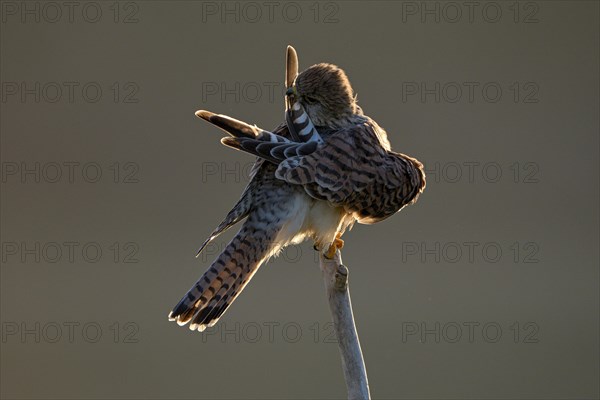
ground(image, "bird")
xmin=168 ymin=46 xmax=426 ymax=332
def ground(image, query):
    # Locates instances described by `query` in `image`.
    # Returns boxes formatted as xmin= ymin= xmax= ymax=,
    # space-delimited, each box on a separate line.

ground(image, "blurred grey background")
xmin=1 ymin=1 xmax=598 ymax=399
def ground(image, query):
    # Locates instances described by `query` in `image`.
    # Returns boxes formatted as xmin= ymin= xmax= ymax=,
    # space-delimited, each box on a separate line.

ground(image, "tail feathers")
xmin=170 ymin=220 xmax=279 ymax=332
xmin=190 ymin=263 xmax=261 ymax=330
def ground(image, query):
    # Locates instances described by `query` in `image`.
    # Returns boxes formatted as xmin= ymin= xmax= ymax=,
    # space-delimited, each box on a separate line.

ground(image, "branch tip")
xmin=334 ymin=264 xmax=349 ymax=291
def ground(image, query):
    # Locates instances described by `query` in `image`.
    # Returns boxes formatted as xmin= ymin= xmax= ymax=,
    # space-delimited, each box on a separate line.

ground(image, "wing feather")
xmin=276 ymin=122 xmax=426 ymax=223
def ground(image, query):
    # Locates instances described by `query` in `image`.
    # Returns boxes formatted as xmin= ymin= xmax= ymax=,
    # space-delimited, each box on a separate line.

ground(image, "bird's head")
xmin=286 ymin=63 xmax=360 ymax=128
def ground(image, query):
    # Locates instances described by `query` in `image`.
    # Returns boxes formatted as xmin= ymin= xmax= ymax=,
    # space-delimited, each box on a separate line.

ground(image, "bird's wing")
xmin=276 ymin=122 xmax=426 ymax=223
xmin=193 ymin=121 xmax=296 ymax=257
xmin=285 ymin=102 xmax=324 ymax=144
xmin=194 ymin=111 xmax=424 ymax=222
xmin=194 ymin=189 xmax=252 ymax=257
xmin=196 ymin=110 xmax=292 ymax=143
xmin=220 ymin=136 xmax=318 ymax=164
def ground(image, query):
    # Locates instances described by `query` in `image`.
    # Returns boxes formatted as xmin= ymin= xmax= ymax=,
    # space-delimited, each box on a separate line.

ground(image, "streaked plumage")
xmin=169 ymin=46 xmax=425 ymax=331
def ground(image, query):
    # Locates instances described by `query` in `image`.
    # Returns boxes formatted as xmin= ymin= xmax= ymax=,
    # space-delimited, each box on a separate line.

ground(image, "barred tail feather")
xmin=169 ymin=218 xmax=280 ymax=332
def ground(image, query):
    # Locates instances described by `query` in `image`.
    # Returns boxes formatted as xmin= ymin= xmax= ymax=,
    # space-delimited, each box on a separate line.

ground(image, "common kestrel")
xmin=169 ymin=46 xmax=426 ymax=331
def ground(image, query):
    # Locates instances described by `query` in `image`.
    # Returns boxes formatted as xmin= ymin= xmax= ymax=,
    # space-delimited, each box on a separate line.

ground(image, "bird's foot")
xmin=324 ymin=232 xmax=344 ymax=259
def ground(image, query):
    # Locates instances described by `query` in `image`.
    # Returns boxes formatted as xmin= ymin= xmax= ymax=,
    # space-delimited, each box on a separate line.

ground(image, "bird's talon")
xmin=323 ymin=233 xmax=344 ymax=259
xmin=324 ymin=244 xmax=337 ymax=259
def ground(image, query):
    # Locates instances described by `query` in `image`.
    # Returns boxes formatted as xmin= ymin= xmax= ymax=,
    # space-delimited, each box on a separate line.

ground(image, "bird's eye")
xmin=303 ymin=96 xmax=318 ymax=105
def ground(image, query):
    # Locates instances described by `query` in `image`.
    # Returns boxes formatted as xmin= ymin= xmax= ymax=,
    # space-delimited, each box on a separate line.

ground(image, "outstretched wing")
xmin=194 ymin=110 xmax=424 ymax=222
xmin=195 ymin=110 xmax=291 ymax=143
xmin=192 ymin=116 xmax=296 ymax=257
xmin=220 ymin=136 xmax=318 ymax=164
xmin=276 ymin=122 xmax=426 ymax=223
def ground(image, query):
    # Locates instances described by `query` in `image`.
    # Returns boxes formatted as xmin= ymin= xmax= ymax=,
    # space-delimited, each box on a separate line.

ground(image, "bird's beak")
xmin=286 ymin=86 xmax=297 ymax=97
